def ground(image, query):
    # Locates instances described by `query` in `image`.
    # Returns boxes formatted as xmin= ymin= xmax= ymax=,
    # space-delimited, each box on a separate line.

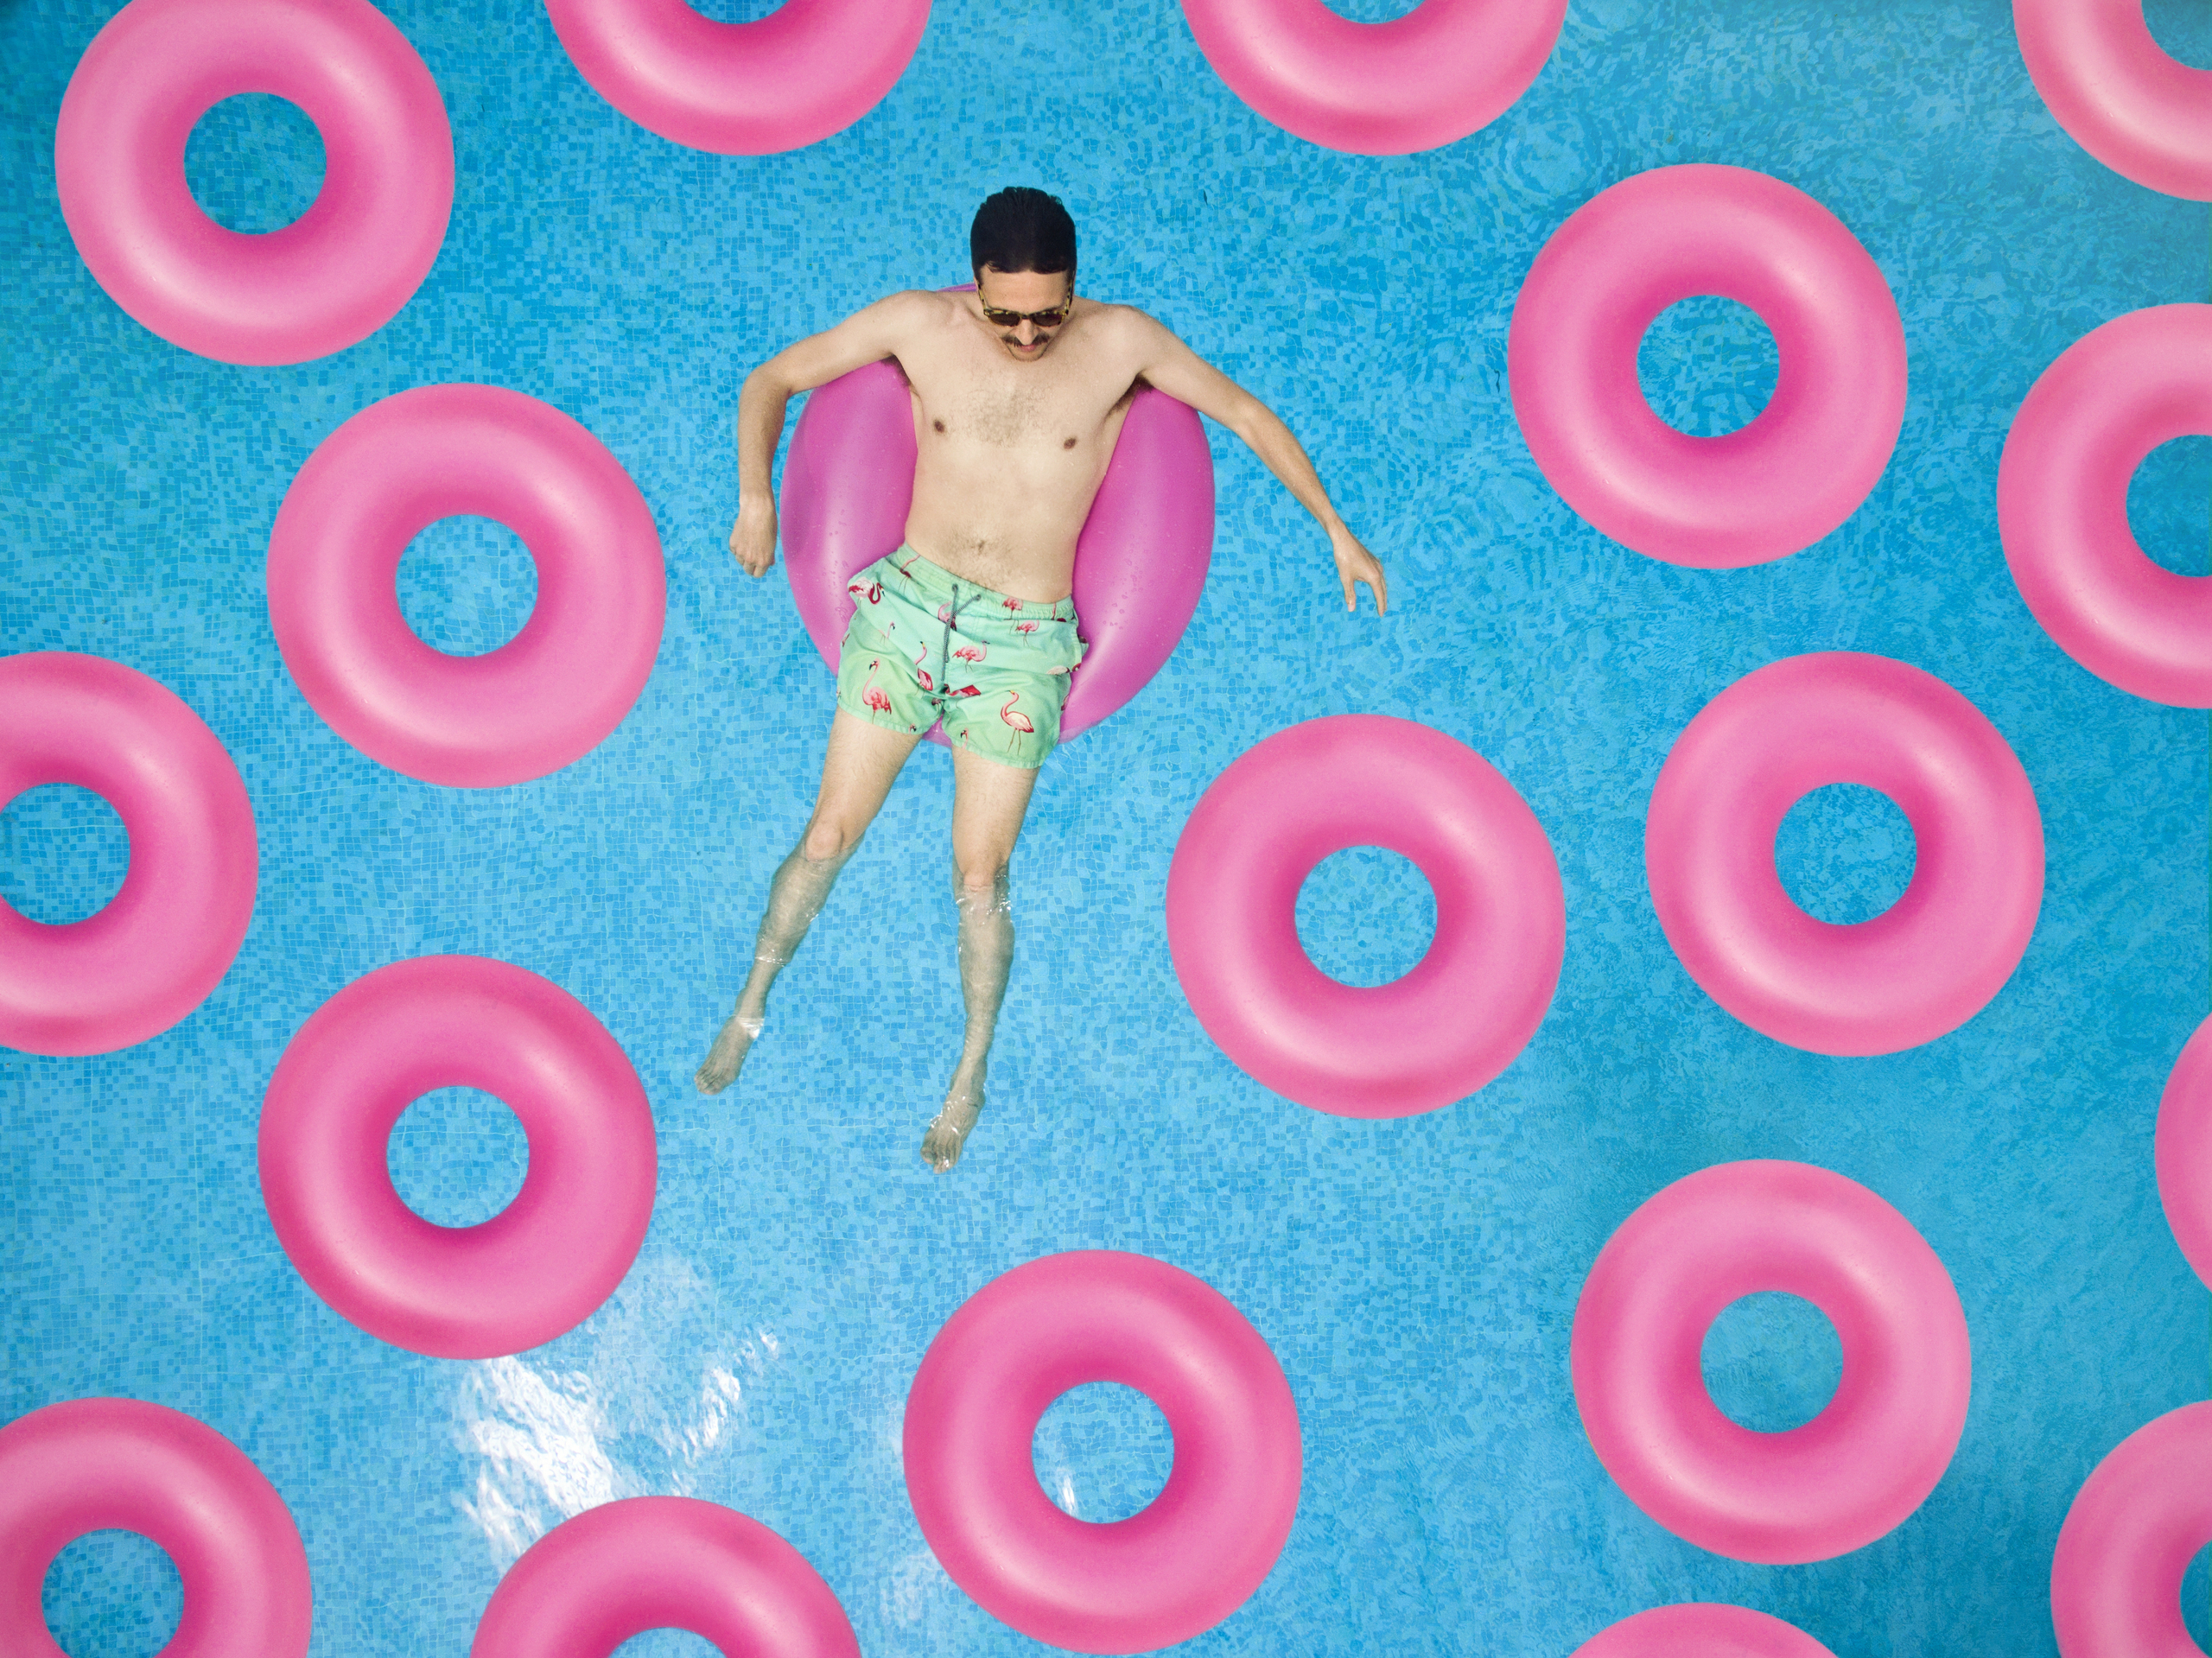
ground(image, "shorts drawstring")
xmin=938 ymin=582 xmax=971 ymax=697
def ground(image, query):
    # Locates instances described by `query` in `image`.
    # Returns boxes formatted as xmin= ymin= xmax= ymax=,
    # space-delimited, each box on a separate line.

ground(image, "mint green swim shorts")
xmin=835 ymin=545 xmax=1087 ymax=769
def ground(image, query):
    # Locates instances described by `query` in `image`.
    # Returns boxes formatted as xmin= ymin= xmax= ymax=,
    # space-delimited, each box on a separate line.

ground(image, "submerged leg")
xmin=921 ymin=866 xmax=1014 ymax=1170
xmin=694 ymin=841 xmax=855 ymax=1093
xmin=922 ymin=746 xmax=1040 ymax=1171
xmin=696 ymin=711 xmax=918 ymax=1096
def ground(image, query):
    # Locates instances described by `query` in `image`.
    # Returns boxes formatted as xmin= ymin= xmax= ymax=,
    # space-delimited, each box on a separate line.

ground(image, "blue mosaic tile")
xmin=3 ymin=0 xmax=2209 ymax=1651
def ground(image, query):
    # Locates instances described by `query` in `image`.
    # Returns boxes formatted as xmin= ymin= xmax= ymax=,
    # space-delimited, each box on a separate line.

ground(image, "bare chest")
xmin=943 ymin=378 xmax=1063 ymax=448
xmin=906 ymin=337 xmax=1127 ymax=454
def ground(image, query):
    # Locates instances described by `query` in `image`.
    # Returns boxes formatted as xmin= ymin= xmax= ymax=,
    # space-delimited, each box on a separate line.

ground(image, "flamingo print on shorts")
xmin=833 ymin=547 xmax=1085 ymax=764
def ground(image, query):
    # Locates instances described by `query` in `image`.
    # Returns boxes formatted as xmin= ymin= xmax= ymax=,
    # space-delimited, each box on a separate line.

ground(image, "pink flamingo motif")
xmin=848 ymin=578 xmax=883 ymax=605
xmin=1015 ymin=620 xmax=1039 ymax=636
xmin=999 ymin=690 xmax=1034 ymax=734
xmin=910 ymin=645 xmax=932 ymax=692
xmin=1001 ymin=596 xmax=1024 ymax=612
xmin=861 ymin=659 xmax=893 ymax=715
xmin=951 ymin=684 xmax=981 ymax=698
xmin=895 ymin=553 xmax=920 ymax=582
xmin=937 ymin=602 xmax=955 ymax=624
xmin=952 ymin=642 xmax=986 ymax=664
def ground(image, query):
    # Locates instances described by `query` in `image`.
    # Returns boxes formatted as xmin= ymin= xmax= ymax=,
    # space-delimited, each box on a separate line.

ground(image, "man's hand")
xmin=1333 ymin=530 xmax=1389 ymax=615
xmin=729 ymin=500 xmax=777 ymax=577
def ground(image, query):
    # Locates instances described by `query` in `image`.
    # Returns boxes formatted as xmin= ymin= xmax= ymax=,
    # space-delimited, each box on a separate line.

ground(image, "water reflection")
xmin=454 ymin=1260 xmax=785 ymax=1569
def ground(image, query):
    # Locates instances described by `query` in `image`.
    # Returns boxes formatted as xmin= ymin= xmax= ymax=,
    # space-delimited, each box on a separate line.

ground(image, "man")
xmin=696 ymin=187 xmax=1386 ymax=1172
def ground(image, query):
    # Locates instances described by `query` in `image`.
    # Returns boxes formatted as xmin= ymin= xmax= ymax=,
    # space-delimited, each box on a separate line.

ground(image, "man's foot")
xmin=694 ymin=1013 xmax=764 ymax=1095
xmin=920 ymin=1079 xmax=983 ymax=1172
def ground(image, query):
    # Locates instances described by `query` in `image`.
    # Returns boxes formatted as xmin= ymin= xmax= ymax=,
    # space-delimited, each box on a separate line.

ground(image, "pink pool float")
xmin=268 ymin=384 xmax=665 ymax=787
xmin=2155 ymin=1013 xmax=2212 ymax=1289
xmin=2016 ymin=0 xmax=2212 ymax=199
xmin=1178 ymin=0 xmax=1565 ymax=155
xmin=1572 ymin=1160 xmax=1971 ymax=1565
xmin=54 ymin=0 xmax=451 ymax=365
xmin=1572 ymin=1603 xmax=1838 ymax=1658
xmin=1166 ymin=714 xmax=1562 ymax=1116
xmin=1999 ymin=305 xmax=2212 ymax=705
xmin=258 ymin=955 xmax=657 ymax=1359
xmin=781 ymin=353 xmax=1212 ymax=744
xmin=473 ymin=1496 xmax=858 ymax=1658
xmin=904 ymin=1251 xmax=1300 ymax=1655
xmin=1510 ymin=164 xmax=1905 ymax=568
xmin=0 ymin=1396 xmax=310 ymax=1658
xmin=545 ymin=0 xmax=931 ymax=154
xmin=0 ymin=652 xmax=256 ymax=1058
xmin=1646 ymin=652 xmax=2043 ymax=1056
xmin=2050 ymin=1401 xmax=2212 ymax=1658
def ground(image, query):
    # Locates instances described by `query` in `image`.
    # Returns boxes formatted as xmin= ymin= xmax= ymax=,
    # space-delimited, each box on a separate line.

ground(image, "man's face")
xmin=975 ymin=266 xmax=1074 ymax=363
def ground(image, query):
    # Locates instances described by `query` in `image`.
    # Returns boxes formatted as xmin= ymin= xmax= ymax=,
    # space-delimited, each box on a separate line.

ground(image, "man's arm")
xmin=730 ymin=292 xmax=932 ymax=577
xmin=1126 ymin=312 xmax=1389 ymax=615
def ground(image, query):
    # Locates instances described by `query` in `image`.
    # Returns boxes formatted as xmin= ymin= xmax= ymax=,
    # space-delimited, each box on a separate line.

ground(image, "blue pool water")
xmin=5 ymin=0 xmax=2210 ymax=1653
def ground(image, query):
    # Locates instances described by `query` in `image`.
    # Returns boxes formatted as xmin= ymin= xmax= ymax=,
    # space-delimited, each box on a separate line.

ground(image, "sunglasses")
xmin=976 ymin=285 xmax=1074 ymax=329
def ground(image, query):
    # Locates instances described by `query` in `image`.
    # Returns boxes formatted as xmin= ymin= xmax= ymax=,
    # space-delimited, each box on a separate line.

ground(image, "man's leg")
xmin=920 ymin=744 xmax=1041 ymax=1171
xmin=696 ymin=710 xmax=922 ymax=1094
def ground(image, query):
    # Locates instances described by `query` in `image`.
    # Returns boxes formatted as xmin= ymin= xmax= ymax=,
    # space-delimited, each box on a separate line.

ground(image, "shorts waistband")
xmin=870 ymin=545 xmax=1077 ymax=624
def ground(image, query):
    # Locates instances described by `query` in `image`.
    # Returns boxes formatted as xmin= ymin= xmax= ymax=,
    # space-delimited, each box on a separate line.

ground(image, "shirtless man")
xmin=695 ymin=187 xmax=1387 ymax=1171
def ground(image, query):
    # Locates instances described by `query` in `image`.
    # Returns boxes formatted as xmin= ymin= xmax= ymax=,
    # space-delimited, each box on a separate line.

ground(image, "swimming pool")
xmin=4 ymin=0 xmax=2209 ymax=1651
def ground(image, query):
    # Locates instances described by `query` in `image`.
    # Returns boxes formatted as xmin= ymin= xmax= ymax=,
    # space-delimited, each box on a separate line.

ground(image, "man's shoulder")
xmin=1075 ymin=296 xmax=1161 ymax=336
xmin=1065 ymin=299 xmax=1172 ymax=374
xmin=865 ymin=287 xmax=967 ymax=330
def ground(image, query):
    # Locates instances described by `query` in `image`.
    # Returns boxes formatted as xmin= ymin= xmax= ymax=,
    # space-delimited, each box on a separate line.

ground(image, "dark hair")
xmin=969 ymin=187 xmax=1077 ymax=276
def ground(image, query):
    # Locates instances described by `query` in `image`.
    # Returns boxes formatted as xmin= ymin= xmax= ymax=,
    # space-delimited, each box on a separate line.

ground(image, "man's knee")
xmin=954 ymin=849 xmax=1010 ymax=896
xmin=801 ymin=816 xmax=864 ymax=863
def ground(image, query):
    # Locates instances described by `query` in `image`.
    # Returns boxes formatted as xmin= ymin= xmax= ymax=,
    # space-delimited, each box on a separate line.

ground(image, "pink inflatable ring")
xmin=1166 ymin=714 xmax=1562 ymax=1117
xmin=258 ymin=955 xmax=656 ymax=1359
xmin=2017 ymin=0 xmax=2212 ymax=200
xmin=473 ymin=1496 xmax=858 ymax=1658
xmin=1571 ymin=1604 xmax=1838 ymax=1658
xmin=545 ymin=0 xmax=930 ymax=155
xmin=904 ymin=1251 xmax=1300 ymax=1655
xmin=2050 ymin=1401 xmax=2212 ymax=1658
xmin=54 ymin=0 xmax=452 ymax=365
xmin=0 ymin=652 xmax=256 ymax=1058
xmin=1646 ymin=651 xmax=2044 ymax=1057
xmin=2155 ymin=1013 xmax=2212 ymax=1290
xmin=1572 ymin=1160 xmax=1971 ymax=1565
xmin=268 ymin=384 xmax=665 ymax=788
xmin=0 ymin=1397 xmax=310 ymax=1658
xmin=1178 ymin=0 xmax=1565 ymax=156
xmin=1510 ymin=164 xmax=1905 ymax=569
xmin=781 ymin=353 xmax=1213 ymax=745
xmin=1999 ymin=305 xmax=2212 ymax=706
